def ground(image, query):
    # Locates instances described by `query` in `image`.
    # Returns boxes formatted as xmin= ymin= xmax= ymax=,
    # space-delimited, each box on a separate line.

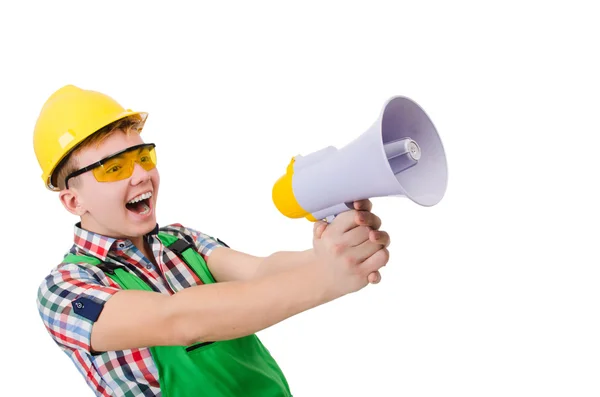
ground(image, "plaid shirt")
xmin=36 ymin=222 xmax=226 ymax=396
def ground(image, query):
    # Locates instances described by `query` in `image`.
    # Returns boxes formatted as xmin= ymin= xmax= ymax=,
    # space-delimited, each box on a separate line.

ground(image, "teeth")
xmin=128 ymin=192 xmax=152 ymax=204
xmin=139 ymin=202 xmax=150 ymax=215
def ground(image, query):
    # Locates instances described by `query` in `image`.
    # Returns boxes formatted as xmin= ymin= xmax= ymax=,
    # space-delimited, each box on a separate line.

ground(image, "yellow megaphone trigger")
xmin=272 ymin=157 xmax=312 ymax=219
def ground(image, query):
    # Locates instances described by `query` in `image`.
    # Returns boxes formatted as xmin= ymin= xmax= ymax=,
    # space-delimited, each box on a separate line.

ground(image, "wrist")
xmin=299 ymin=251 xmax=342 ymax=304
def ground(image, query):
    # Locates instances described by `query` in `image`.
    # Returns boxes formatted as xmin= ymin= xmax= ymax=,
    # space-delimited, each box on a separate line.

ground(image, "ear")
xmin=59 ymin=189 xmax=87 ymax=216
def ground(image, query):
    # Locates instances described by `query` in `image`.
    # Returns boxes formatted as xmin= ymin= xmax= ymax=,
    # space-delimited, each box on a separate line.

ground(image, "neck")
xmin=78 ymin=218 xmax=158 ymax=264
xmin=135 ymin=236 xmax=159 ymax=267
xmin=130 ymin=235 xmax=146 ymax=252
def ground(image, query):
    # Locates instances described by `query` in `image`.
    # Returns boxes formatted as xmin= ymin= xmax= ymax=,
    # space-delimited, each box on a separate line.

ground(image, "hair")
xmin=53 ymin=115 xmax=145 ymax=190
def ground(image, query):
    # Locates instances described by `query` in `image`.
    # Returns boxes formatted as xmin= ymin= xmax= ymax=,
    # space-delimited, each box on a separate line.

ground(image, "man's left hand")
xmin=313 ymin=199 xmax=390 ymax=285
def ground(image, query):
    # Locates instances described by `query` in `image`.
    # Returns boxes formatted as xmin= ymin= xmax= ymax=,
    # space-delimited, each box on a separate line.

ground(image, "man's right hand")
xmin=311 ymin=208 xmax=390 ymax=300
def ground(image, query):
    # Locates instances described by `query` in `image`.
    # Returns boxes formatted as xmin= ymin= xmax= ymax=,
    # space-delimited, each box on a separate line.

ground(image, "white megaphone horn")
xmin=272 ymin=96 xmax=448 ymax=222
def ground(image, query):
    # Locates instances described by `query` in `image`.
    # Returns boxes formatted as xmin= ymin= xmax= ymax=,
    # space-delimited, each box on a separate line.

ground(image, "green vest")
xmin=63 ymin=232 xmax=292 ymax=397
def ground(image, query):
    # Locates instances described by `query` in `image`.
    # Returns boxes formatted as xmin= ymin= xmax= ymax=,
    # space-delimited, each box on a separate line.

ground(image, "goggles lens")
xmin=64 ymin=143 xmax=157 ymax=188
xmin=92 ymin=144 xmax=157 ymax=182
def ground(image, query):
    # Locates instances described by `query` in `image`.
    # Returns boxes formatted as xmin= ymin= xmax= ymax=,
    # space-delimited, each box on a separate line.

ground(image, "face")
xmin=59 ymin=130 xmax=160 ymax=242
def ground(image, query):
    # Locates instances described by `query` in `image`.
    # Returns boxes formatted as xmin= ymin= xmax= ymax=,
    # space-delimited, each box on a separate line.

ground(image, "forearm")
xmin=168 ymin=257 xmax=330 ymax=345
xmin=252 ymin=249 xmax=314 ymax=279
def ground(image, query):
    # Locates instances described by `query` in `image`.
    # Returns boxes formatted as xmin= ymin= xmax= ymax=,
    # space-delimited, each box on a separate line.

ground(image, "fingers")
xmin=327 ymin=208 xmax=381 ymax=236
xmin=341 ymin=225 xmax=371 ymax=247
xmin=369 ymin=230 xmax=390 ymax=248
xmin=368 ymin=271 xmax=381 ymax=284
xmin=353 ymin=199 xmax=372 ymax=212
xmin=326 ymin=210 xmax=362 ymax=235
xmin=360 ymin=248 xmax=390 ymax=276
xmin=322 ymin=209 xmax=385 ymax=253
xmin=355 ymin=210 xmax=382 ymax=231
xmin=366 ymin=230 xmax=389 ymax=284
xmin=337 ymin=224 xmax=388 ymax=249
xmin=349 ymin=239 xmax=385 ymax=265
xmin=313 ymin=221 xmax=328 ymax=239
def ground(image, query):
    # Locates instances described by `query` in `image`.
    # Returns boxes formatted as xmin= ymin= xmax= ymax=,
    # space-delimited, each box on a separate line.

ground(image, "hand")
xmin=312 ymin=199 xmax=390 ymax=298
xmin=314 ymin=200 xmax=390 ymax=284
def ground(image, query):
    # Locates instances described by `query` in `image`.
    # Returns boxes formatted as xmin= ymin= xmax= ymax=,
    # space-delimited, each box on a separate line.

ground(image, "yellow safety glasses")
xmin=65 ymin=143 xmax=157 ymax=189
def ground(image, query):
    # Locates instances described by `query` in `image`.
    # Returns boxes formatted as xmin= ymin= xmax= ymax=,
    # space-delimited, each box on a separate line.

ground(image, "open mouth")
xmin=126 ymin=191 xmax=152 ymax=215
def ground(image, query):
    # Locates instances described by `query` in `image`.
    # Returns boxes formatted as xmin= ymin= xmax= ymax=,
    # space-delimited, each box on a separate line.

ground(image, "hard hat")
xmin=33 ymin=85 xmax=148 ymax=191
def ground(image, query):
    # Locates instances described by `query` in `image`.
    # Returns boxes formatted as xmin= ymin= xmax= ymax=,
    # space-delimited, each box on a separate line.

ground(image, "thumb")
xmin=313 ymin=221 xmax=328 ymax=239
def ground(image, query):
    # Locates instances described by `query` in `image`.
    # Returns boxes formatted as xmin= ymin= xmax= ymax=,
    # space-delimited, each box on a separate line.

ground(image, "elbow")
xmin=166 ymin=321 xmax=197 ymax=347
xmin=160 ymin=297 xmax=198 ymax=346
xmin=160 ymin=293 xmax=213 ymax=347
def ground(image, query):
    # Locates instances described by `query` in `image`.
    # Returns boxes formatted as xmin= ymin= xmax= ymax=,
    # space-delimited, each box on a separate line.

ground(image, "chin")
xmin=130 ymin=217 xmax=157 ymax=236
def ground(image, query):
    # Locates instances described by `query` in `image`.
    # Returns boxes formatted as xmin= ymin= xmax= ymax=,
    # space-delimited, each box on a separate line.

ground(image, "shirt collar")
xmin=73 ymin=222 xmax=159 ymax=261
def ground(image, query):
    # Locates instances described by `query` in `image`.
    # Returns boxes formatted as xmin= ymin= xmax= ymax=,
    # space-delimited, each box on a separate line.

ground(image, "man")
xmin=34 ymin=85 xmax=391 ymax=396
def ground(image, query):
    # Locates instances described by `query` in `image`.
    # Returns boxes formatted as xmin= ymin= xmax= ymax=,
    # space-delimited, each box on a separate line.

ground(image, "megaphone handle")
xmin=325 ymin=215 xmax=336 ymax=224
xmin=311 ymin=202 xmax=353 ymax=223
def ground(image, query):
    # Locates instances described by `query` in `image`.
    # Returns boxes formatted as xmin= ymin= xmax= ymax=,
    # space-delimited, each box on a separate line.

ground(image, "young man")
xmin=34 ymin=85 xmax=391 ymax=397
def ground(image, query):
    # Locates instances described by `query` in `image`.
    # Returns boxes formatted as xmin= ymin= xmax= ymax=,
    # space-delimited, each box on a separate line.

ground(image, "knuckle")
xmin=332 ymin=243 xmax=345 ymax=255
xmin=338 ymin=210 xmax=355 ymax=224
xmin=343 ymin=255 xmax=357 ymax=267
xmin=361 ymin=225 xmax=371 ymax=237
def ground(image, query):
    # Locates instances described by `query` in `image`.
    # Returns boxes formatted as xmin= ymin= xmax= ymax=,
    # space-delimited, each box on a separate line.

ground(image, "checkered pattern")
xmin=36 ymin=222 xmax=226 ymax=396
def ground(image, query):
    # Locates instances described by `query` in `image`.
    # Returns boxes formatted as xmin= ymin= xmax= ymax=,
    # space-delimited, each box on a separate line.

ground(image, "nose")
xmin=130 ymin=163 xmax=152 ymax=186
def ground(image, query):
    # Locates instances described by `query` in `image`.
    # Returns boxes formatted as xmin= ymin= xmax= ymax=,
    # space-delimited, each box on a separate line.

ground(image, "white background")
xmin=1 ymin=1 xmax=599 ymax=396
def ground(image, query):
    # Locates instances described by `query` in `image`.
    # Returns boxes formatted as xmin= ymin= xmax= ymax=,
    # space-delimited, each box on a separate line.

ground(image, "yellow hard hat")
xmin=33 ymin=85 xmax=148 ymax=191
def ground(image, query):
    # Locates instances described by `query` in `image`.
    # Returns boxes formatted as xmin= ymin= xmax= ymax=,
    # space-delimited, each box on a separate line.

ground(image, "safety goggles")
xmin=65 ymin=143 xmax=157 ymax=189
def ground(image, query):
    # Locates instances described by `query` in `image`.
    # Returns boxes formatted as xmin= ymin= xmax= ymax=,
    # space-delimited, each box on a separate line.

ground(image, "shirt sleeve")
xmin=36 ymin=262 xmax=121 ymax=354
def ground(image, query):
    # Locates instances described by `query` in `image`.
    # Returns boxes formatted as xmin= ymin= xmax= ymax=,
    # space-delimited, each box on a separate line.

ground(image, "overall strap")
xmin=157 ymin=232 xmax=217 ymax=285
xmin=62 ymin=253 xmax=152 ymax=291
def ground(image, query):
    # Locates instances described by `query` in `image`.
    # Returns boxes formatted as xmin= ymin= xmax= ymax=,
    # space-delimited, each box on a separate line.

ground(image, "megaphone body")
xmin=272 ymin=96 xmax=448 ymax=222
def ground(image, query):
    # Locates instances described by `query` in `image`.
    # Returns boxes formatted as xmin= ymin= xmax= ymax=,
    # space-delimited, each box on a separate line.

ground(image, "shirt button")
xmin=146 ymin=265 xmax=153 ymax=270
xmin=118 ymin=243 xmax=125 ymax=248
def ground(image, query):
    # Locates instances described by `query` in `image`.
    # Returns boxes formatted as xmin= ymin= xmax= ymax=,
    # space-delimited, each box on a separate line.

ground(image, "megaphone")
xmin=272 ymin=96 xmax=448 ymax=222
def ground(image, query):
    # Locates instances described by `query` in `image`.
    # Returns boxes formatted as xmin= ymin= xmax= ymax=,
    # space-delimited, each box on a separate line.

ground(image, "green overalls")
xmin=63 ymin=232 xmax=293 ymax=397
